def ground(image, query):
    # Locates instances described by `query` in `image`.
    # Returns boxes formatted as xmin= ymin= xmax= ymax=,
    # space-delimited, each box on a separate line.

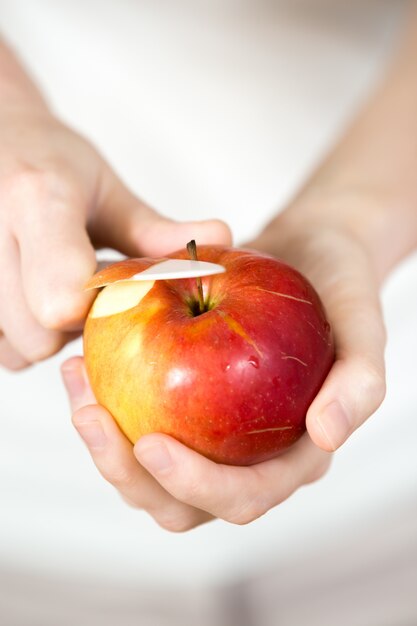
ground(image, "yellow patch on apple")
xmin=90 ymin=280 xmax=155 ymax=318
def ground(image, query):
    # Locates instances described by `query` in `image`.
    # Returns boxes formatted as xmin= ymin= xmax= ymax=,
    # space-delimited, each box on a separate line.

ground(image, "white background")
xmin=0 ymin=0 xmax=416 ymax=620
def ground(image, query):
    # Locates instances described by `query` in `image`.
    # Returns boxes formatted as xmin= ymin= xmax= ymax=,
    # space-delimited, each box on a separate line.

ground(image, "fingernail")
xmin=62 ymin=365 xmax=86 ymax=399
xmin=315 ymin=401 xmax=351 ymax=450
xmin=75 ymin=420 xmax=107 ymax=449
xmin=136 ymin=442 xmax=173 ymax=475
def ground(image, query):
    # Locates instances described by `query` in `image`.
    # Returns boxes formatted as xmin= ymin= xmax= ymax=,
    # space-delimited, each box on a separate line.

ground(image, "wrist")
xmin=0 ymin=93 xmax=55 ymax=131
xmin=255 ymin=187 xmax=417 ymax=285
xmin=0 ymin=87 xmax=50 ymax=118
xmin=301 ymin=188 xmax=416 ymax=281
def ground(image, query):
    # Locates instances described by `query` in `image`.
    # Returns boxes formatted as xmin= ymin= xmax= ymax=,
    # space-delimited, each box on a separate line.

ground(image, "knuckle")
xmin=226 ymin=494 xmax=269 ymax=526
xmin=36 ymin=294 xmax=85 ymax=330
xmin=306 ymin=456 xmax=331 ymax=484
xmin=359 ymin=361 xmax=386 ymax=409
xmin=155 ymin=510 xmax=198 ymax=533
xmin=0 ymin=358 xmax=29 ymax=372
xmin=178 ymin=475 xmax=204 ymax=503
xmin=36 ymin=300 xmax=68 ymax=330
xmin=0 ymin=338 xmax=30 ymax=371
xmin=5 ymin=166 xmax=56 ymax=200
xmin=120 ymin=494 xmax=140 ymax=509
xmin=102 ymin=465 xmax=137 ymax=491
xmin=23 ymin=333 xmax=63 ymax=363
xmin=4 ymin=165 xmax=80 ymax=224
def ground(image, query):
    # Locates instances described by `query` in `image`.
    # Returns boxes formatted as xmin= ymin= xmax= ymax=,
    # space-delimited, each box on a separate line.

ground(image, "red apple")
xmin=83 ymin=245 xmax=334 ymax=465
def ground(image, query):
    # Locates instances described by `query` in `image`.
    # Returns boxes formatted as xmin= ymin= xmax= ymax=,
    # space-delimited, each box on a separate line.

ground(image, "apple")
xmin=83 ymin=245 xmax=334 ymax=466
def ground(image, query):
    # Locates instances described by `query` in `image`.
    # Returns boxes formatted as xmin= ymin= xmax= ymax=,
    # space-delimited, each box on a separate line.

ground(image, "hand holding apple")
xmin=83 ymin=244 xmax=334 ymax=465
xmin=62 ymin=214 xmax=386 ymax=530
xmin=62 ymin=356 xmax=331 ymax=530
xmin=0 ymin=36 xmax=232 ymax=371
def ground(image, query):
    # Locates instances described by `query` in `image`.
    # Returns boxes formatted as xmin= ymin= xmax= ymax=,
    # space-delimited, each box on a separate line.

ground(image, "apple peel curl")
xmin=84 ymin=258 xmax=167 ymax=290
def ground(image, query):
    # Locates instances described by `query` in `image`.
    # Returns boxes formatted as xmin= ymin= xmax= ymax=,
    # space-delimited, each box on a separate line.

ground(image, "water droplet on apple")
xmin=225 ymin=364 xmax=231 ymax=372
xmin=248 ymin=356 xmax=259 ymax=369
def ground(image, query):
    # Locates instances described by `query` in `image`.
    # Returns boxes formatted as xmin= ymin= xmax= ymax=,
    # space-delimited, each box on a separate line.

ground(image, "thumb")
xmin=136 ymin=217 xmax=233 ymax=258
xmin=306 ymin=261 xmax=386 ymax=452
xmin=90 ymin=173 xmax=232 ymax=257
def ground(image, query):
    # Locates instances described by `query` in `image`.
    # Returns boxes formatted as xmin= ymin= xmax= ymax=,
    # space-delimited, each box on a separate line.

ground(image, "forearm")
xmin=259 ymin=5 xmax=417 ymax=282
xmin=0 ymin=38 xmax=48 ymax=111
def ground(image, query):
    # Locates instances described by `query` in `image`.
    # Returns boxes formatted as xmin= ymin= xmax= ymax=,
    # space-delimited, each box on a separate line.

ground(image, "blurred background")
xmin=0 ymin=1 xmax=416 ymax=624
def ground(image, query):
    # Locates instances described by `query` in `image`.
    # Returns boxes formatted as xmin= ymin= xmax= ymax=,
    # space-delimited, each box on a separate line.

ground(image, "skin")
xmin=3 ymin=6 xmax=417 ymax=530
xmin=0 ymin=40 xmax=231 ymax=369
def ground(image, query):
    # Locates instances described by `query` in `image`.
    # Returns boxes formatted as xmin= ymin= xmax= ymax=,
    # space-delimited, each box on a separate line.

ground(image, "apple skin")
xmin=84 ymin=246 xmax=334 ymax=466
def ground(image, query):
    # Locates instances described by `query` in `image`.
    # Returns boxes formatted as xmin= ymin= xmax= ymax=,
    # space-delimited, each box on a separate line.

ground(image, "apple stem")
xmin=186 ymin=239 xmax=205 ymax=314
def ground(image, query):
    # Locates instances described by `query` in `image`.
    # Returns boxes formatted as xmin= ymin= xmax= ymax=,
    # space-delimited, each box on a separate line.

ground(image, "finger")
xmin=0 ymin=235 xmax=68 ymax=363
xmin=9 ymin=170 xmax=97 ymax=331
xmin=306 ymin=253 xmax=386 ymax=451
xmin=61 ymin=358 xmax=211 ymax=532
xmin=89 ymin=172 xmax=232 ymax=257
xmin=134 ymin=433 xmax=331 ymax=525
xmin=0 ymin=334 xmax=30 ymax=370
